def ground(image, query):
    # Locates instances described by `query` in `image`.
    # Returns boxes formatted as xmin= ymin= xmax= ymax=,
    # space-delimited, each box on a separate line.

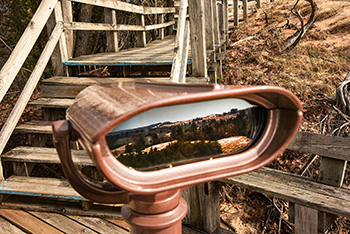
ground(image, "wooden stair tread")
xmin=1 ymin=196 xmax=123 ymax=219
xmin=42 ymin=77 xmax=170 ymax=86
xmin=0 ymin=176 xmax=88 ymax=201
xmin=15 ymin=121 xmax=52 ymax=134
xmin=1 ymin=146 xmax=93 ymax=165
xmin=221 ymin=167 xmax=350 ymax=218
xmin=28 ymin=98 xmax=74 ymax=108
xmin=62 ymin=36 xmax=191 ymax=67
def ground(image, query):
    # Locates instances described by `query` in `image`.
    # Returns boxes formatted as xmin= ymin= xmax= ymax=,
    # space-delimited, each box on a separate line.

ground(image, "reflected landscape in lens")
xmin=106 ymin=98 xmax=267 ymax=170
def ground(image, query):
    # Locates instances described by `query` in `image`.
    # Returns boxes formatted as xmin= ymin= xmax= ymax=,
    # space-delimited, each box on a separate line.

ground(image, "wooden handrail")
xmin=0 ymin=1 xmax=65 ymax=181
xmin=71 ymin=0 xmax=176 ymax=14
xmin=64 ymin=21 xmax=175 ymax=32
xmin=0 ymin=0 xmax=58 ymax=104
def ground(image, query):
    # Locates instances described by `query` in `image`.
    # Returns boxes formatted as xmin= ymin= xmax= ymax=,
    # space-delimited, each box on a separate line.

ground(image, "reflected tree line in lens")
xmin=106 ymin=106 xmax=263 ymax=170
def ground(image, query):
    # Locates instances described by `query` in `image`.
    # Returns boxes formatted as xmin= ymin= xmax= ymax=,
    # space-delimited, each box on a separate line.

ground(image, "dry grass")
xmin=221 ymin=0 xmax=350 ymax=233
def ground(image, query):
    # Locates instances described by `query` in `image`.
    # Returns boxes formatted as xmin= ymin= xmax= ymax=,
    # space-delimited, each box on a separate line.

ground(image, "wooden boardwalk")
xmin=0 ymin=207 xmax=233 ymax=233
xmin=63 ymin=36 xmax=191 ymax=67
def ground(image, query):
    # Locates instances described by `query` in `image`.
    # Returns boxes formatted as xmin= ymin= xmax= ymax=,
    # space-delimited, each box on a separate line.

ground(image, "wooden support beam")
xmin=167 ymin=0 xmax=175 ymax=35
xmin=181 ymin=182 xmax=221 ymax=233
xmin=136 ymin=14 xmax=147 ymax=47
xmin=256 ymin=0 xmax=261 ymax=9
xmin=170 ymin=0 xmax=189 ymax=83
xmin=243 ymin=0 xmax=248 ymax=20
xmin=188 ymin=0 xmax=207 ymax=77
xmin=104 ymin=8 xmax=119 ymax=52
xmin=61 ymin=0 xmax=74 ymax=59
xmin=294 ymin=204 xmax=318 ymax=234
xmin=0 ymin=0 xmax=58 ymax=105
xmin=233 ymin=0 xmax=239 ymax=27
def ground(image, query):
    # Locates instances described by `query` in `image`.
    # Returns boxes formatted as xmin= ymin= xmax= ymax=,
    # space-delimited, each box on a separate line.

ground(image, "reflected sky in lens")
xmin=112 ymin=98 xmax=254 ymax=132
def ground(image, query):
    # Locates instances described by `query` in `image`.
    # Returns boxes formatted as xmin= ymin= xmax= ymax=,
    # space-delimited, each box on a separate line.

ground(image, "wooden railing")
xmin=0 ymin=0 xmax=64 ymax=165
xmin=0 ymin=0 xmax=178 ymax=176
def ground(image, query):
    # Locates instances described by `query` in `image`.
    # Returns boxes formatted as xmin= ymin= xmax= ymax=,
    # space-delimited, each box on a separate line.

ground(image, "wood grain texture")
xmin=1 ymin=196 xmax=123 ymax=219
xmin=287 ymin=131 xmax=350 ymax=161
xmin=0 ymin=216 xmax=26 ymax=234
xmin=0 ymin=19 xmax=63 ymax=160
xmin=0 ymin=0 xmax=57 ymax=103
xmin=29 ymin=211 xmax=98 ymax=233
xmin=28 ymin=98 xmax=74 ymax=108
xmin=71 ymin=216 xmax=129 ymax=233
xmin=294 ymin=204 xmax=318 ymax=234
xmin=0 ymin=176 xmax=88 ymax=201
xmin=188 ymin=0 xmax=207 ymax=77
xmin=0 ymin=208 xmax=63 ymax=234
xmin=63 ymin=36 xmax=192 ymax=66
xmin=1 ymin=146 xmax=92 ymax=165
xmin=15 ymin=121 xmax=52 ymax=134
xmin=221 ymin=167 xmax=350 ymax=218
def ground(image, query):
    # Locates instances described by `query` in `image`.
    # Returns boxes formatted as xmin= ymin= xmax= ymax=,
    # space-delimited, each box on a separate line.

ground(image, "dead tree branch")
xmin=283 ymin=0 xmax=317 ymax=51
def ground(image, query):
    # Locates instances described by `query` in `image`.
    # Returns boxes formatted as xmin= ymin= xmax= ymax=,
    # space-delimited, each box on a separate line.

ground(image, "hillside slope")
xmin=221 ymin=0 xmax=350 ymax=233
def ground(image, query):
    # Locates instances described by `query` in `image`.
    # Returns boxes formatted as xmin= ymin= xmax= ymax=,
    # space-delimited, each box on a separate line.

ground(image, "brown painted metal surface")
xmin=53 ymin=81 xmax=302 ymax=234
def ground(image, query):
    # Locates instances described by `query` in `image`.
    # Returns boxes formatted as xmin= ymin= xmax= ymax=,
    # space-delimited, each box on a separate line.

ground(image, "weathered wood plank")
xmin=221 ymin=167 xmax=350 ymax=218
xmin=70 ymin=216 xmax=129 ymax=233
xmin=294 ymin=204 xmax=318 ymax=234
xmin=0 ymin=176 xmax=88 ymax=201
xmin=0 ymin=208 xmax=63 ymax=234
xmin=65 ymin=22 xmax=145 ymax=31
xmin=43 ymin=77 xmax=170 ymax=85
xmin=1 ymin=146 xmax=93 ymax=165
xmin=144 ymin=7 xmax=176 ymax=14
xmin=0 ymin=17 xmax=64 ymax=164
xmin=0 ymin=216 xmax=26 ymax=234
xmin=106 ymin=219 xmax=130 ymax=231
xmin=28 ymin=98 xmax=74 ymax=108
xmin=62 ymin=36 xmax=190 ymax=67
xmin=188 ymin=0 xmax=207 ymax=77
xmin=15 ymin=120 xmax=52 ymax=134
xmin=105 ymin=8 xmax=119 ymax=52
xmin=29 ymin=211 xmax=98 ymax=233
xmin=170 ymin=0 xmax=189 ymax=83
xmin=0 ymin=0 xmax=57 ymax=104
xmin=287 ymin=131 xmax=350 ymax=161
xmin=144 ymin=21 xmax=175 ymax=31
xmin=1 ymin=196 xmax=123 ymax=219
xmin=71 ymin=0 xmax=144 ymax=14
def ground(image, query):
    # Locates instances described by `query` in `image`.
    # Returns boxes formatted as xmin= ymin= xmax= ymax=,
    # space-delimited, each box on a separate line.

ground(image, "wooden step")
xmin=1 ymin=196 xmax=123 ymax=219
xmin=0 ymin=176 xmax=88 ymax=201
xmin=28 ymin=98 xmax=74 ymax=108
xmin=42 ymin=76 xmax=170 ymax=98
xmin=15 ymin=120 xmax=52 ymax=134
xmin=1 ymin=146 xmax=93 ymax=166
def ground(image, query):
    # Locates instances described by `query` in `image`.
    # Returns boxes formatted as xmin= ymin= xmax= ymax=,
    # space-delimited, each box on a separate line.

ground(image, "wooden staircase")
xmin=0 ymin=1 xmax=229 ymax=232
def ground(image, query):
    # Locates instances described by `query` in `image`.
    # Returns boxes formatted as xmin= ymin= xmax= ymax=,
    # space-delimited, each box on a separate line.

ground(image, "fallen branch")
xmin=230 ymin=36 xmax=257 ymax=47
xmin=283 ymin=0 xmax=317 ymax=51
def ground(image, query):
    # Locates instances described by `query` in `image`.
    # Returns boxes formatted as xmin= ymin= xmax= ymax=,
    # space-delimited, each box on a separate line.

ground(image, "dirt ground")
xmin=220 ymin=0 xmax=350 ymax=233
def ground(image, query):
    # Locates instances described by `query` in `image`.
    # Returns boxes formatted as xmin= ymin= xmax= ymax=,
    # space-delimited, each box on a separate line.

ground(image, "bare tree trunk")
xmin=336 ymin=72 xmax=350 ymax=116
xmin=74 ymin=4 xmax=93 ymax=57
xmin=283 ymin=0 xmax=317 ymax=51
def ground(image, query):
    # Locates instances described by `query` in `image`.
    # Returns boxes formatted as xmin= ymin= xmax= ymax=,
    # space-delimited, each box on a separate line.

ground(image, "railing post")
xmin=61 ymin=0 xmax=74 ymax=58
xmin=204 ymin=0 xmax=216 ymax=83
xmin=243 ymin=0 xmax=248 ymax=20
xmin=104 ymin=8 xmax=119 ymax=52
xmin=181 ymin=182 xmax=221 ymax=233
xmin=256 ymin=0 xmax=261 ymax=9
xmin=233 ymin=0 xmax=239 ymax=27
xmin=167 ymin=0 xmax=175 ymax=35
xmin=136 ymin=14 xmax=147 ymax=47
xmin=188 ymin=0 xmax=207 ymax=77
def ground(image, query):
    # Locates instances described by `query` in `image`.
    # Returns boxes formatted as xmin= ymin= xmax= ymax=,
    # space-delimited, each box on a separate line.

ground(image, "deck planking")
xmin=0 ymin=208 xmax=234 ymax=233
xmin=63 ymin=35 xmax=192 ymax=66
